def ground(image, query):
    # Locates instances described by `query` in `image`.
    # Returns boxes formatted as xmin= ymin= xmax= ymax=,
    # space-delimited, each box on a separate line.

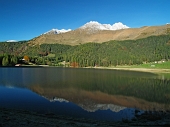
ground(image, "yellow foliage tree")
xmin=23 ymin=55 xmax=30 ymax=62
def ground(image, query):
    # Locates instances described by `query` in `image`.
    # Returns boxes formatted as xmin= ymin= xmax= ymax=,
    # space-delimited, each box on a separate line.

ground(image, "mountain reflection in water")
xmin=42 ymin=94 xmax=126 ymax=113
xmin=0 ymin=67 xmax=170 ymax=121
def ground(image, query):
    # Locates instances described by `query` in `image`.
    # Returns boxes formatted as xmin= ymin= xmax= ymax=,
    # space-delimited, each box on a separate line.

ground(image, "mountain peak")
xmin=43 ymin=21 xmax=129 ymax=35
xmin=44 ymin=28 xmax=71 ymax=35
xmin=80 ymin=21 xmax=129 ymax=31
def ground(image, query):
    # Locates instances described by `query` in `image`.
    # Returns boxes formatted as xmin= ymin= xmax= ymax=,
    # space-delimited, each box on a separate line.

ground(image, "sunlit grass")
xmin=126 ymin=61 xmax=170 ymax=69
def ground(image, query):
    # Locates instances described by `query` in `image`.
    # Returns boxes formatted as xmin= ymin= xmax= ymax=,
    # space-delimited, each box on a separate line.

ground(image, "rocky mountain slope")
xmin=28 ymin=21 xmax=170 ymax=46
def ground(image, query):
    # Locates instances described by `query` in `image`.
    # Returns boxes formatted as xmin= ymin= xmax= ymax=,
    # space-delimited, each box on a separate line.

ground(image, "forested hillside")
xmin=65 ymin=35 xmax=170 ymax=67
xmin=0 ymin=35 xmax=170 ymax=66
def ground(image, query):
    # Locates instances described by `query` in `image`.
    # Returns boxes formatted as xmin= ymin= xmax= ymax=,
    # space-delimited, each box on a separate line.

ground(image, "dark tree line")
xmin=0 ymin=54 xmax=18 ymax=66
xmin=64 ymin=35 xmax=170 ymax=67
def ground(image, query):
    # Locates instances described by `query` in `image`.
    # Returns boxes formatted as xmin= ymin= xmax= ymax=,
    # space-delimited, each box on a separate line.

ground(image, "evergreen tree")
xmin=11 ymin=56 xmax=18 ymax=65
xmin=2 ymin=56 xmax=9 ymax=66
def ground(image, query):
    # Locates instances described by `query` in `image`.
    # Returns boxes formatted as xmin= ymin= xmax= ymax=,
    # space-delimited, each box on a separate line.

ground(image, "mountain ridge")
xmin=28 ymin=22 xmax=170 ymax=46
xmin=43 ymin=28 xmax=72 ymax=35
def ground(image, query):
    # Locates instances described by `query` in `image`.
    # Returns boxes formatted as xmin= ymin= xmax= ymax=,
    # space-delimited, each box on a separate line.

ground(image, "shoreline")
xmin=1 ymin=65 xmax=170 ymax=73
xmin=91 ymin=66 xmax=170 ymax=73
xmin=1 ymin=107 xmax=170 ymax=126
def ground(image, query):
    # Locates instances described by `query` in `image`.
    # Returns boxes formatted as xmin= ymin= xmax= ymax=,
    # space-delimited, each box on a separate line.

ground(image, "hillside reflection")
xmin=28 ymin=68 xmax=170 ymax=112
xmin=1 ymin=67 xmax=170 ymax=112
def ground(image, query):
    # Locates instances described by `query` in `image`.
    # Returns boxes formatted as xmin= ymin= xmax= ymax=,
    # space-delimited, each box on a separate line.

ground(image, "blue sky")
xmin=0 ymin=0 xmax=170 ymax=41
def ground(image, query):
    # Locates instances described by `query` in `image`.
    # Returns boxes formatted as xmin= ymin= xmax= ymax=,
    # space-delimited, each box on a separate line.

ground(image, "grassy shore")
xmin=108 ymin=67 xmax=170 ymax=73
xmin=92 ymin=61 xmax=170 ymax=74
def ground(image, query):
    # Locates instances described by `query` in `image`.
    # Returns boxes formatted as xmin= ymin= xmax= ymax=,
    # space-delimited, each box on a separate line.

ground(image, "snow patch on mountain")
xmin=80 ymin=21 xmax=129 ymax=31
xmin=44 ymin=28 xmax=71 ymax=35
xmin=43 ymin=21 xmax=129 ymax=35
xmin=6 ymin=40 xmax=18 ymax=42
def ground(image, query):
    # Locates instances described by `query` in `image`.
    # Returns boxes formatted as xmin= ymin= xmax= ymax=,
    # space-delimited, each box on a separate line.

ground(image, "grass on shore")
xmin=116 ymin=61 xmax=170 ymax=69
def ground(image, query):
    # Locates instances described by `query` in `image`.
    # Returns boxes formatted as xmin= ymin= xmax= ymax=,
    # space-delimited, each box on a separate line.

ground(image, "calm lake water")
xmin=0 ymin=67 xmax=170 ymax=121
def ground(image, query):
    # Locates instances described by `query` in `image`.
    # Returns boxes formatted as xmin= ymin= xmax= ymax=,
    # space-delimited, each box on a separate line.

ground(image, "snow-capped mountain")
xmin=6 ymin=40 xmax=18 ymax=42
xmin=43 ymin=21 xmax=129 ymax=35
xmin=29 ymin=22 xmax=169 ymax=46
xmin=80 ymin=21 xmax=129 ymax=31
xmin=44 ymin=28 xmax=71 ymax=35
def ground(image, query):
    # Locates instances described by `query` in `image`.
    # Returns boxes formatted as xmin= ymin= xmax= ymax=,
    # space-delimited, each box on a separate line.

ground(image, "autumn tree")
xmin=23 ymin=55 xmax=30 ymax=62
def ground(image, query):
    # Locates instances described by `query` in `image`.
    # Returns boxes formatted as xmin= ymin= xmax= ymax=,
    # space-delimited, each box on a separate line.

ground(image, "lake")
xmin=0 ymin=67 xmax=170 ymax=122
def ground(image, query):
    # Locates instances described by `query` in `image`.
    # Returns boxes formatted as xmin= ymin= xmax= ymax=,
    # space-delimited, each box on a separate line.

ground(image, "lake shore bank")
xmin=1 ymin=64 xmax=170 ymax=76
xmin=1 ymin=65 xmax=170 ymax=74
xmin=1 ymin=108 xmax=170 ymax=126
xmin=91 ymin=67 xmax=170 ymax=73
